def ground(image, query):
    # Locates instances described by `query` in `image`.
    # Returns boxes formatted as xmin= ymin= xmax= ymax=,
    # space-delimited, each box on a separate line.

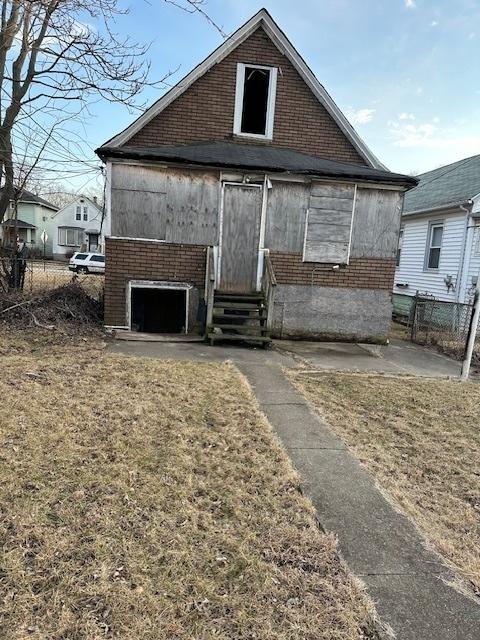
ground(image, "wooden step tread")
xmin=213 ymin=301 xmax=262 ymax=310
xmin=215 ymin=291 xmax=263 ymax=298
xmin=212 ymin=313 xmax=266 ymax=321
xmin=208 ymin=332 xmax=271 ymax=343
xmin=210 ymin=324 xmax=268 ymax=333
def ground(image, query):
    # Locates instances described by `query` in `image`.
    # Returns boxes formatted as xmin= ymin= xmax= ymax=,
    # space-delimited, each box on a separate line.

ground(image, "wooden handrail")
xmin=261 ymin=251 xmax=277 ymax=334
xmin=205 ymin=246 xmax=215 ymax=334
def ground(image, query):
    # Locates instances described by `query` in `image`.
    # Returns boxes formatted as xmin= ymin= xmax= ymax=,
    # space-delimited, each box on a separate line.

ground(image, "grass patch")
xmin=0 ymin=333 xmax=375 ymax=639
xmin=290 ymin=372 xmax=480 ymax=596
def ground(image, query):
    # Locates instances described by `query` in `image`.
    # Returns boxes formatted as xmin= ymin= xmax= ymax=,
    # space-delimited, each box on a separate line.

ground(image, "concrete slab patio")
xmin=110 ymin=338 xmax=479 ymax=639
xmin=275 ymin=337 xmax=462 ymax=377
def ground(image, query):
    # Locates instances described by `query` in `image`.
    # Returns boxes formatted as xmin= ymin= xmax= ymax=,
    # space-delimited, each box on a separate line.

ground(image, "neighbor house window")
xmin=75 ymin=206 xmax=81 ymax=221
xmin=474 ymin=223 xmax=480 ymax=256
xmin=233 ymin=63 xmax=278 ymax=139
xmin=425 ymin=222 xmax=443 ymax=269
xmin=396 ymin=226 xmax=404 ymax=266
xmin=58 ymin=227 xmax=84 ymax=247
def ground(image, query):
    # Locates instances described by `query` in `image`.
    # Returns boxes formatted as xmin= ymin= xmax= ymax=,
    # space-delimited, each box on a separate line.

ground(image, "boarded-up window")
xmin=303 ymin=183 xmax=356 ymax=263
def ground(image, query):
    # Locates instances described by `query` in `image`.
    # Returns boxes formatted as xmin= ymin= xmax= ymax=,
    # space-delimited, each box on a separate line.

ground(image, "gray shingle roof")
xmin=0 ymin=188 xmax=58 ymax=210
xmin=403 ymin=154 xmax=480 ymax=214
xmin=97 ymin=141 xmax=416 ymax=187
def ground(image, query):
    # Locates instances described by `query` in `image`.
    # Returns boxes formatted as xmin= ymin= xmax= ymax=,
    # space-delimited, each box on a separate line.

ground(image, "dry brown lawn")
xmin=0 ymin=332 xmax=376 ymax=639
xmin=291 ymin=372 xmax=480 ymax=596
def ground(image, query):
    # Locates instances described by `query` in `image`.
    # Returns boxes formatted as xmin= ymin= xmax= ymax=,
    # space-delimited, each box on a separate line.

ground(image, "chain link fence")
xmin=0 ymin=257 xmax=104 ymax=302
xmin=409 ymin=292 xmax=479 ymax=362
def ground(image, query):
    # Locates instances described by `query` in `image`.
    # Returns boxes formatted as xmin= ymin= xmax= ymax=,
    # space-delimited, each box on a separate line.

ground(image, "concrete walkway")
xmin=110 ymin=339 xmax=479 ymax=639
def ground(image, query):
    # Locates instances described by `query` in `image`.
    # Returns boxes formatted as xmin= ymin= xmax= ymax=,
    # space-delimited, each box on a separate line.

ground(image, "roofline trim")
xmin=99 ymin=149 xmax=412 ymax=188
xmin=402 ymin=199 xmax=472 ymax=217
xmin=102 ymin=9 xmax=383 ymax=169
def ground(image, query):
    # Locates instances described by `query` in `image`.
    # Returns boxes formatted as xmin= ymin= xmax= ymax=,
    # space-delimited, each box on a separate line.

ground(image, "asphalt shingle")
xmin=404 ymin=154 xmax=480 ymax=214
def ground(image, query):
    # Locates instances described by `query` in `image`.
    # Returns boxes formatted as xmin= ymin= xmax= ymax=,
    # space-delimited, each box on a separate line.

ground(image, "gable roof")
xmin=403 ymin=154 xmax=480 ymax=215
xmin=102 ymin=9 xmax=384 ymax=169
xmin=0 ymin=188 xmax=58 ymax=211
xmin=52 ymin=194 xmax=102 ymax=218
xmin=98 ymin=141 xmax=415 ymax=187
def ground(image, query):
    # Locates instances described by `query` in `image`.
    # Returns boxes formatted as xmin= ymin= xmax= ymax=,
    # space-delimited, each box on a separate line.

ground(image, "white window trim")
xmin=233 ymin=63 xmax=278 ymax=140
xmin=424 ymin=220 xmax=444 ymax=271
xmin=126 ymin=280 xmax=192 ymax=334
xmin=58 ymin=226 xmax=84 ymax=247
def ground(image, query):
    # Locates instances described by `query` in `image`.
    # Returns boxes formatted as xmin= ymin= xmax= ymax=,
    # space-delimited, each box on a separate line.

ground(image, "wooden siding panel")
xmin=112 ymin=164 xmax=167 ymax=192
xmin=111 ymin=188 xmax=167 ymax=239
xmin=351 ymin=188 xmax=403 ymax=259
xmin=165 ymin=170 xmax=219 ymax=245
xmin=110 ymin=164 xmax=219 ymax=245
xmin=264 ymin=181 xmax=309 ymax=252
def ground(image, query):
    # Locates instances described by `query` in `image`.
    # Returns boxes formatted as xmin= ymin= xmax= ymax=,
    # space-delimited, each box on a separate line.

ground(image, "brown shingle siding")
xmin=127 ymin=27 xmax=365 ymax=165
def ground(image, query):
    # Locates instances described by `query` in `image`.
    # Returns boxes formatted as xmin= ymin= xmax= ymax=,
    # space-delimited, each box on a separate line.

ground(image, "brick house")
xmin=97 ymin=8 xmax=416 ymax=344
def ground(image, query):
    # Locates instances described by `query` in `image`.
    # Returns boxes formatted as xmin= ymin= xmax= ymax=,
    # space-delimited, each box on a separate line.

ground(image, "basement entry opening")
xmin=129 ymin=282 xmax=190 ymax=334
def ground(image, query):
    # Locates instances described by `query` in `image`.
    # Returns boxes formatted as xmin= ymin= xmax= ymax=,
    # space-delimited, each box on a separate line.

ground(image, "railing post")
xmin=205 ymin=246 xmax=215 ymax=335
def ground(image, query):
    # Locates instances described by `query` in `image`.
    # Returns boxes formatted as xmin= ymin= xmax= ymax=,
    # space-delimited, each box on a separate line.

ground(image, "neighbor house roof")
xmin=100 ymin=8 xmax=384 ymax=169
xmin=0 ymin=188 xmax=58 ymax=211
xmin=403 ymin=154 xmax=480 ymax=215
xmin=2 ymin=218 xmax=36 ymax=229
xmin=98 ymin=141 xmax=416 ymax=187
xmin=51 ymin=194 xmax=102 ymax=218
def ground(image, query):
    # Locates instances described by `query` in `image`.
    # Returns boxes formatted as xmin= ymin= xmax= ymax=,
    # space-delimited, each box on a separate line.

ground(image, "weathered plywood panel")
xmin=304 ymin=239 xmax=349 ymax=263
xmin=112 ymin=163 xmax=167 ymax=193
xmin=351 ymin=188 xmax=403 ymax=258
xmin=304 ymin=182 xmax=355 ymax=263
xmin=220 ymin=184 xmax=262 ymax=292
xmin=309 ymin=195 xmax=354 ymax=212
xmin=110 ymin=164 xmax=219 ymax=244
xmin=165 ymin=170 xmax=219 ymax=245
xmin=264 ymin=181 xmax=310 ymax=252
xmin=111 ymin=188 xmax=167 ymax=239
xmin=311 ymin=183 xmax=354 ymax=198
xmin=306 ymin=219 xmax=351 ymax=243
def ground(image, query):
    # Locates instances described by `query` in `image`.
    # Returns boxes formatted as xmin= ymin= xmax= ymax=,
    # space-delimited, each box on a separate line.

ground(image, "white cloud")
xmin=399 ymin=112 xmax=416 ymax=120
xmin=405 ymin=0 xmax=416 ymax=8
xmin=430 ymin=20 xmax=438 ymax=27
xmin=389 ymin=118 xmax=480 ymax=156
xmin=345 ymin=107 xmax=375 ymax=125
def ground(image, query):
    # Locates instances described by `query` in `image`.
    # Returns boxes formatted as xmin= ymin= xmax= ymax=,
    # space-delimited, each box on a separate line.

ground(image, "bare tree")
xmin=0 ymin=0 xmax=173 ymax=227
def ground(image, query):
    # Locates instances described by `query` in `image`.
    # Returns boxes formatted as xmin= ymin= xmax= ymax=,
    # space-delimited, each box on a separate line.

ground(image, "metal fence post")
xmin=461 ymin=283 xmax=480 ymax=381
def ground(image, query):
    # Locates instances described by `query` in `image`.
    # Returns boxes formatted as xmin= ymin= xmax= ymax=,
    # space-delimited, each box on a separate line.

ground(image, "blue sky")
xmin=78 ymin=0 xmax=480 ymax=189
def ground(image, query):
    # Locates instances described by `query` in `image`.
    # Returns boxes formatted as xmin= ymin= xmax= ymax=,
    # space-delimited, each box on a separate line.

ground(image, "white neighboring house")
xmin=393 ymin=154 xmax=480 ymax=318
xmin=51 ymin=195 xmax=108 ymax=260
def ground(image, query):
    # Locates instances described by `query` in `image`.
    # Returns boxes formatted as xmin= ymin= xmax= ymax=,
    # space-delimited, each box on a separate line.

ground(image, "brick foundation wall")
xmin=105 ymin=238 xmax=206 ymax=326
xmin=270 ymin=253 xmax=396 ymax=290
xmin=127 ymin=27 xmax=365 ymax=165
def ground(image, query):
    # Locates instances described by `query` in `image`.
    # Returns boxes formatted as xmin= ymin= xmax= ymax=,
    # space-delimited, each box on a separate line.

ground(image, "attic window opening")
xmin=234 ymin=63 xmax=277 ymax=139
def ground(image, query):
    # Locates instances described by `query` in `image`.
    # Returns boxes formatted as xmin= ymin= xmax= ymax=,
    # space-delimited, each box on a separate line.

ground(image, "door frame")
xmin=218 ymin=181 xmax=264 ymax=292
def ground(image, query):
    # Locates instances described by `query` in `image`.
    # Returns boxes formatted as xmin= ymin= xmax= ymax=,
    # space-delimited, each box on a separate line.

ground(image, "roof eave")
xmin=97 ymin=146 xmax=414 ymax=188
xmin=403 ymin=199 xmax=473 ymax=217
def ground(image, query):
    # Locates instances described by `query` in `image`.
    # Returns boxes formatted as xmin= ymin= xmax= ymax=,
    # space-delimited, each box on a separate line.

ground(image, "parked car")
xmin=69 ymin=252 xmax=105 ymax=274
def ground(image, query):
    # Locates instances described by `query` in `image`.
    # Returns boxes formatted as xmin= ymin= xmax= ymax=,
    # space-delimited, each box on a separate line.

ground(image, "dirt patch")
xmin=0 ymin=334 xmax=376 ymax=639
xmin=291 ymin=372 xmax=480 ymax=597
